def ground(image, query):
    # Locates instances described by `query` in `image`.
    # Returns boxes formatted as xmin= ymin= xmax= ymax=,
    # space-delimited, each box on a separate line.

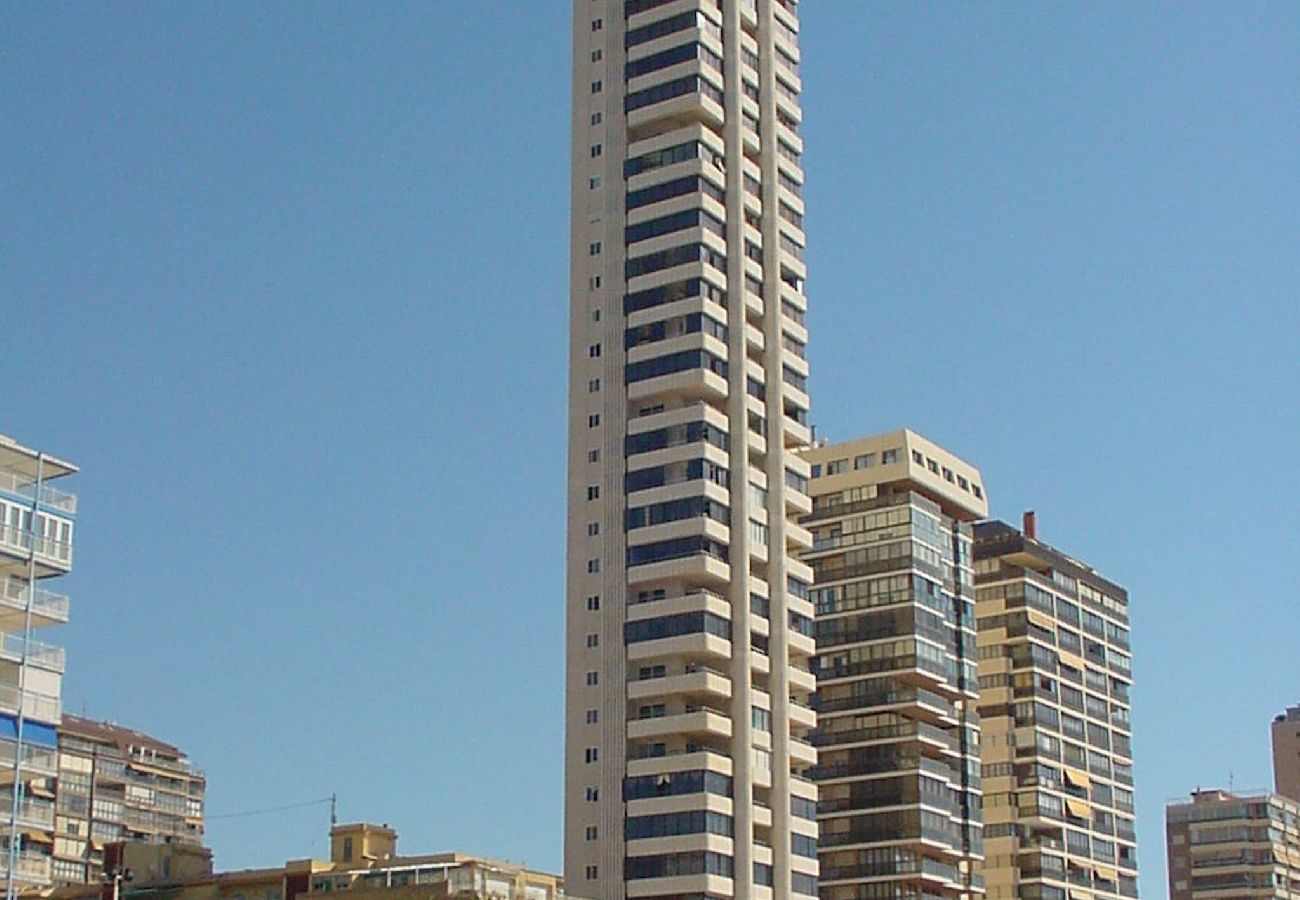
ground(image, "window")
xmin=943 ymin=466 xmax=955 ymax=482
xmin=882 ymin=448 xmax=901 ymax=464
xmin=589 ymin=342 xmax=601 ymax=357
xmin=826 ymin=458 xmax=848 ymax=475
xmin=585 ymin=826 xmax=597 ymax=840
xmin=586 ymin=595 xmax=600 ymax=610
xmin=589 ymin=378 xmax=600 ymax=392
xmin=927 ymin=458 xmax=940 ymax=474
xmin=589 ymin=242 xmax=601 ymax=256
xmin=584 ymin=747 xmax=598 ymax=762
xmin=591 ymin=18 xmax=602 ymax=31
xmin=912 ymin=450 xmax=924 ymax=464
xmin=854 ymin=453 xmax=875 ymax=469
xmin=589 ymin=176 xmax=602 ymax=189
xmin=591 ymin=80 xmax=602 ymax=93
xmin=591 ymin=49 xmax=602 ymax=62
xmin=585 ymin=671 xmax=598 ymax=686
xmin=584 ymin=866 xmax=597 ymax=881
xmin=587 ymin=485 xmax=599 ymax=500
xmin=342 ymin=837 xmax=353 ymax=862
xmin=973 ymin=484 xmax=983 ymax=499
xmin=586 ymin=787 xmax=599 ymax=801
xmin=586 ymin=559 xmax=599 ymax=573
xmin=590 ymin=143 xmax=602 ymax=158
xmin=588 ymin=449 xmax=600 ymax=463
xmin=590 ymin=275 xmax=602 ymax=289
xmin=587 ymin=521 xmax=599 ymax=535
xmin=590 ymin=111 xmax=602 ymax=125
xmin=586 ymin=633 xmax=598 ymax=648
xmin=588 ymin=414 xmax=600 ymax=427
xmin=586 ymin=708 xmax=598 ymax=723
xmin=592 ymin=308 xmax=601 ymax=321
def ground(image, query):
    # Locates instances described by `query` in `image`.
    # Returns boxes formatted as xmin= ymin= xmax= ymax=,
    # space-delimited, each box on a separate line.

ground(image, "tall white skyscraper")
xmin=564 ymin=2 xmax=818 ymax=898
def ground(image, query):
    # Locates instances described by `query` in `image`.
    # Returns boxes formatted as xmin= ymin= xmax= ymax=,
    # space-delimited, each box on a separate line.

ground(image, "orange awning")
xmin=1065 ymin=798 xmax=1092 ymax=819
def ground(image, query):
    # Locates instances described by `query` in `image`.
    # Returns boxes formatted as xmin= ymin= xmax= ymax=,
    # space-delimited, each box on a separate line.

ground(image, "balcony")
xmin=0 ymin=523 xmax=72 ymax=574
xmin=0 ymin=683 xmax=60 ymax=723
xmin=0 ymin=739 xmax=58 ymax=777
xmin=0 ymin=851 xmax=52 ymax=884
xmin=0 ymin=577 xmax=70 ymax=629
xmin=0 ymin=794 xmax=55 ymax=828
xmin=628 ymin=709 xmax=732 ymax=742
xmin=0 ymin=469 xmax=76 ymax=515
xmin=0 ymin=633 xmax=65 ymax=672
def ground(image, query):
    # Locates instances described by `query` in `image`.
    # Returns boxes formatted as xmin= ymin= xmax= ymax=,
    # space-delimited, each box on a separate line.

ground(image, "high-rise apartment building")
xmin=565 ymin=2 xmax=818 ymax=897
xmin=52 ymin=715 xmax=206 ymax=886
xmin=800 ymin=431 xmax=988 ymax=900
xmin=1273 ymin=705 xmax=1300 ymax=804
xmin=0 ymin=435 xmax=76 ymax=894
xmin=1166 ymin=788 xmax=1300 ymax=898
xmin=973 ymin=518 xmax=1138 ymax=900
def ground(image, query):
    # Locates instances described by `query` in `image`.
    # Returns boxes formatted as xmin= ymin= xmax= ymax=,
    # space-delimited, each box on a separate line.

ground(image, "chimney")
xmin=1023 ymin=510 xmax=1037 ymax=540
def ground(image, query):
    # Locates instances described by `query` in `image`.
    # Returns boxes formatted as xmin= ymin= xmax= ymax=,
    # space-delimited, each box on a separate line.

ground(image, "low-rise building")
xmin=40 ymin=823 xmax=574 ymax=900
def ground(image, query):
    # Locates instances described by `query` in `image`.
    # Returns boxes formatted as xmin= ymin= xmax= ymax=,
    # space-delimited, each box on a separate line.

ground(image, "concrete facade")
xmin=564 ymin=2 xmax=817 ymax=898
xmin=973 ymin=519 xmax=1138 ymax=899
xmin=801 ymin=431 xmax=987 ymax=899
xmin=42 ymin=823 xmax=572 ymax=900
xmin=52 ymin=715 xmax=205 ymax=886
xmin=1274 ymin=706 xmax=1300 ymax=805
xmin=1166 ymin=789 xmax=1300 ymax=898
xmin=0 ymin=435 xmax=76 ymax=892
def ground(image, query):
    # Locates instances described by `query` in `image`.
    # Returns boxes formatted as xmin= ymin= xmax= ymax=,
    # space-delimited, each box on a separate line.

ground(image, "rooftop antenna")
xmin=331 ymin=793 xmax=338 ymax=827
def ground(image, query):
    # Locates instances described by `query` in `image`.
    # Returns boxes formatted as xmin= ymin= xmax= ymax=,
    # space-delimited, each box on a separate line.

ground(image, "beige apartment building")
xmin=41 ymin=822 xmax=573 ymax=900
xmin=51 ymin=715 xmax=205 ymax=885
xmin=973 ymin=518 xmax=1138 ymax=899
xmin=1166 ymin=789 xmax=1300 ymax=898
xmin=564 ymin=1 xmax=818 ymax=897
xmin=800 ymin=431 xmax=988 ymax=899
xmin=1274 ymin=705 xmax=1300 ymax=804
xmin=0 ymin=435 xmax=77 ymax=893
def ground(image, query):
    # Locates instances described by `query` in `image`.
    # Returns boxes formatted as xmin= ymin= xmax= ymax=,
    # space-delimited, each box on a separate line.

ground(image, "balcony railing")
xmin=0 ymin=469 xmax=77 ymax=515
xmin=0 ymin=524 xmax=72 ymax=567
xmin=0 ymin=795 xmax=56 ymax=828
xmin=0 ymin=851 xmax=53 ymax=883
xmin=0 ymin=633 xmax=65 ymax=671
xmin=0 ymin=683 xmax=61 ymax=722
xmin=0 ymin=740 xmax=58 ymax=774
xmin=0 ymin=577 xmax=70 ymax=621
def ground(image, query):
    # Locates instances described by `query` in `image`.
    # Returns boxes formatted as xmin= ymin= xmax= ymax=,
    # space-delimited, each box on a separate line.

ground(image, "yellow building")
xmin=37 ymin=823 xmax=574 ymax=900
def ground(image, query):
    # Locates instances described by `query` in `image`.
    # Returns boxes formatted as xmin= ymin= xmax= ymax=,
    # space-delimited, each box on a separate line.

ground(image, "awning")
xmin=1026 ymin=608 xmax=1056 ymax=631
xmin=0 ymin=715 xmax=58 ymax=748
xmin=23 ymin=830 xmax=53 ymax=844
xmin=1065 ymin=798 xmax=1092 ymax=819
xmin=1064 ymin=767 xmax=1091 ymax=790
xmin=1069 ymin=891 xmax=1093 ymax=900
xmin=1094 ymin=866 xmax=1118 ymax=883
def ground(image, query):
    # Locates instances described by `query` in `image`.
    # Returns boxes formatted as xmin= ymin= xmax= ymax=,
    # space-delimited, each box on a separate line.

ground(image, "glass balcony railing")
xmin=0 ymin=632 xmax=65 ymax=671
xmin=0 ymin=469 xmax=77 ymax=515
xmin=0 ymin=524 xmax=73 ymax=567
xmin=0 ymin=577 xmax=70 ymax=621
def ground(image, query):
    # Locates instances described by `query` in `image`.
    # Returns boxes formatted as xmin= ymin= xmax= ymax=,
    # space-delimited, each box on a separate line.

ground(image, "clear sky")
xmin=2 ymin=4 xmax=1297 ymax=896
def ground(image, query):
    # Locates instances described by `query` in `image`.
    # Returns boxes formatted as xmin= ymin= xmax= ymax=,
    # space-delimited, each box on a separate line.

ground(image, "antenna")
xmin=331 ymin=793 xmax=338 ymax=827
xmin=1228 ymin=771 xmax=1234 ymax=792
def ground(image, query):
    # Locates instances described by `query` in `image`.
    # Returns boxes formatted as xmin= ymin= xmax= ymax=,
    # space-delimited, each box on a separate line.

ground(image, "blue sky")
xmin=2 ymin=4 xmax=1297 ymax=896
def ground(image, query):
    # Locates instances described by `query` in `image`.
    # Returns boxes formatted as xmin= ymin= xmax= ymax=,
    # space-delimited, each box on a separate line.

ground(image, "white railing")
xmin=0 ymin=524 xmax=72 ymax=567
xmin=0 ymin=683 xmax=61 ymax=722
xmin=0 ymin=633 xmax=65 ymax=671
xmin=0 ymin=577 xmax=70 ymax=621
xmin=0 ymin=469 xmax=77 ymax=515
